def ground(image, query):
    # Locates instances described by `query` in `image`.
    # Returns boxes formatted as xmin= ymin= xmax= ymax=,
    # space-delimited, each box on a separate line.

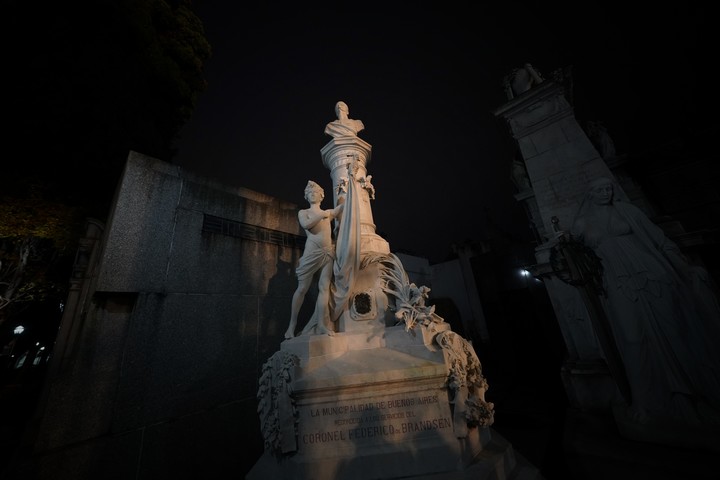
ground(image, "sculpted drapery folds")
xmin=571 ymin=176 xmax=720 ymax=426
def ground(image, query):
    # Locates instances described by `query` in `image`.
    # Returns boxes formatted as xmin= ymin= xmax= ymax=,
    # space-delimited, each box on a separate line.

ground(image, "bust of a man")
xmin=324 ymin=101 xmax=365 ymax=138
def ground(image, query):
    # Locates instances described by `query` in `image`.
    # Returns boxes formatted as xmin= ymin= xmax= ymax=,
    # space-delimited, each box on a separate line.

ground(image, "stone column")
xmin=320 ymin=135 xmax=389 ymax=254
xmin=320 ymin=135 xmax=393 ymax=334
xmin=494 ymin=80 xmax=624 ymax=410
xmin=452 ymin=243 xmax=490 ymax=343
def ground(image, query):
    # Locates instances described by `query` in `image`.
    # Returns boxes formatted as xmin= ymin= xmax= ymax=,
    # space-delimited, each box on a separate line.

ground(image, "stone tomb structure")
xmin=494 ymin=70 xmax=623 ymax=412
xmin=494 ymin=66 xmax=720 ymax=451
xmin=247 ymin=103 xmax=539 ymax=480
xmin=13 ymin=152 xmax=307 ymax=480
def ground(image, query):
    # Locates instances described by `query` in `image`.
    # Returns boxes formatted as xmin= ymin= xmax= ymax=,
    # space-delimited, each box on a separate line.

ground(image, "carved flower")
xmin=361 ymin=252 xmax=444 ymax=331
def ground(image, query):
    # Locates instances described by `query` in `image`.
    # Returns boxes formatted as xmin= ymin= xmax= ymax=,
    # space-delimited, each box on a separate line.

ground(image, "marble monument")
xmin=246 ymin=102 xmax=538 ymax=480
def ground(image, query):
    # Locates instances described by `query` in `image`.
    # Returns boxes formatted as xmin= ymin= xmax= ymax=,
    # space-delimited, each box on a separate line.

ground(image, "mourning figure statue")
xmin=570 ymin=176 xmax=720 ymax=428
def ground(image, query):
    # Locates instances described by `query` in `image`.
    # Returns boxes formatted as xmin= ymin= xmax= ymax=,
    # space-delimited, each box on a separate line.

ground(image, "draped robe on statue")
xmin=331 ymin=166 xmax=361 ymax=323
xmin=572 ymin=196 xmax=720 ymax=425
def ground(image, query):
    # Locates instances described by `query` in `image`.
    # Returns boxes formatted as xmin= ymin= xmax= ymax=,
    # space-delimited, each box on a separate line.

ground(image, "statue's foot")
xmin=316 ymin=326 xmax=335 ymax=336
xmin=284 ymin=330 xmax=295 ymax=340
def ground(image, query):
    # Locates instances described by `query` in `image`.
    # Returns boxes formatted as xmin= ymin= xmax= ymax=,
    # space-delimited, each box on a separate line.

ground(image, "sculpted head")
xmin=304 ymin=180 xmax=324 ymax=203
xmin=588 ymin=176 xmax=614 ymax=205
xmin=335 ymin=101 xmax=349 ymax=118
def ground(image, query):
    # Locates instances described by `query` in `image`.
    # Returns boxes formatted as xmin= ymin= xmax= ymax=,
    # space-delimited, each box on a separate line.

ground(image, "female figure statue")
xmin=284 ymin=181 xmax=344 ymax=339
xmin=570 ymin=176 xmax=720 ymax=427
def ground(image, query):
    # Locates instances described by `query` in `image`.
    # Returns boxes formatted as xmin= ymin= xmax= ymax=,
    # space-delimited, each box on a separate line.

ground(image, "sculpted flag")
xmin=332 ymin=164 xmax=361 ymax=321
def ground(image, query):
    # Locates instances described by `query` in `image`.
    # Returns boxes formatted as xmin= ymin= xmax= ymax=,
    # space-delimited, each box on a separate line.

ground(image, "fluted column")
xmin=320 ymin=136 xmax=390 ymax=254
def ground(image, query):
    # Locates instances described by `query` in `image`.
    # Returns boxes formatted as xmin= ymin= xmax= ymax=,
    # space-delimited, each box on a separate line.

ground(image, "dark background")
xmin=173 ymin=3 xmax=714 ymax=263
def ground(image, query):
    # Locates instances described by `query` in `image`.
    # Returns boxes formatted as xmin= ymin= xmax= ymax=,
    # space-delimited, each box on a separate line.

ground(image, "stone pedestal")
xmin=247 ymin=325 xmax=534 ymax=480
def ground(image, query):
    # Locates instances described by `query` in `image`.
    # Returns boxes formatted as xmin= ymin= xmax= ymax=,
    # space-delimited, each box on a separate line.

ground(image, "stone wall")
xmin=21 ymin=152 xmax=307 ymax=479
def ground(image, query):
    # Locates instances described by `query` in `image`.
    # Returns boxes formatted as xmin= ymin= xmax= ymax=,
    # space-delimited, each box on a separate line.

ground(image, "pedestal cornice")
xmin=493 ymin=81 xmax=574 ymax=139
xmin=320 ymin=136 xmax=372 ymax=172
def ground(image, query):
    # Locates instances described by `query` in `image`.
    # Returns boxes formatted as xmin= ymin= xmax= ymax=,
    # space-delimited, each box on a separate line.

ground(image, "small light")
xmin=14 ymin=325 xmax=25 ymax=335
xmin=520 ymin=269 xmax=531 ymax=277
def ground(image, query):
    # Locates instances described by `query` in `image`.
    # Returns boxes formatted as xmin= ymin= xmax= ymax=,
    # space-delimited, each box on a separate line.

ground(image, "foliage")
xmin=0 ymin=187 xmax=83 ymax=248
xmin=257 ymin=351 xmax=299 ymax=458
xmin=361 ymin=253 xmax=444 ymax=331
xmin=1 ymin=0 xmax=210 ymax=328
xmin=0 ymin=187 xmax=84 ymax=323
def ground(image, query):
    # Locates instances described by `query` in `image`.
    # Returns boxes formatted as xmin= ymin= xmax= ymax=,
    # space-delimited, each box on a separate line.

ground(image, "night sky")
xmin=173 ymin=3 xmax=712 ymax=264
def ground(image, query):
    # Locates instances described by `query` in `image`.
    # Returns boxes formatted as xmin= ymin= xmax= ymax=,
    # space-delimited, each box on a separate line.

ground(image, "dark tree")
xmin=1 ymin=0 xmax=210 ymax=329
xmin=4 ymin=0 xmax=211 ymax=215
